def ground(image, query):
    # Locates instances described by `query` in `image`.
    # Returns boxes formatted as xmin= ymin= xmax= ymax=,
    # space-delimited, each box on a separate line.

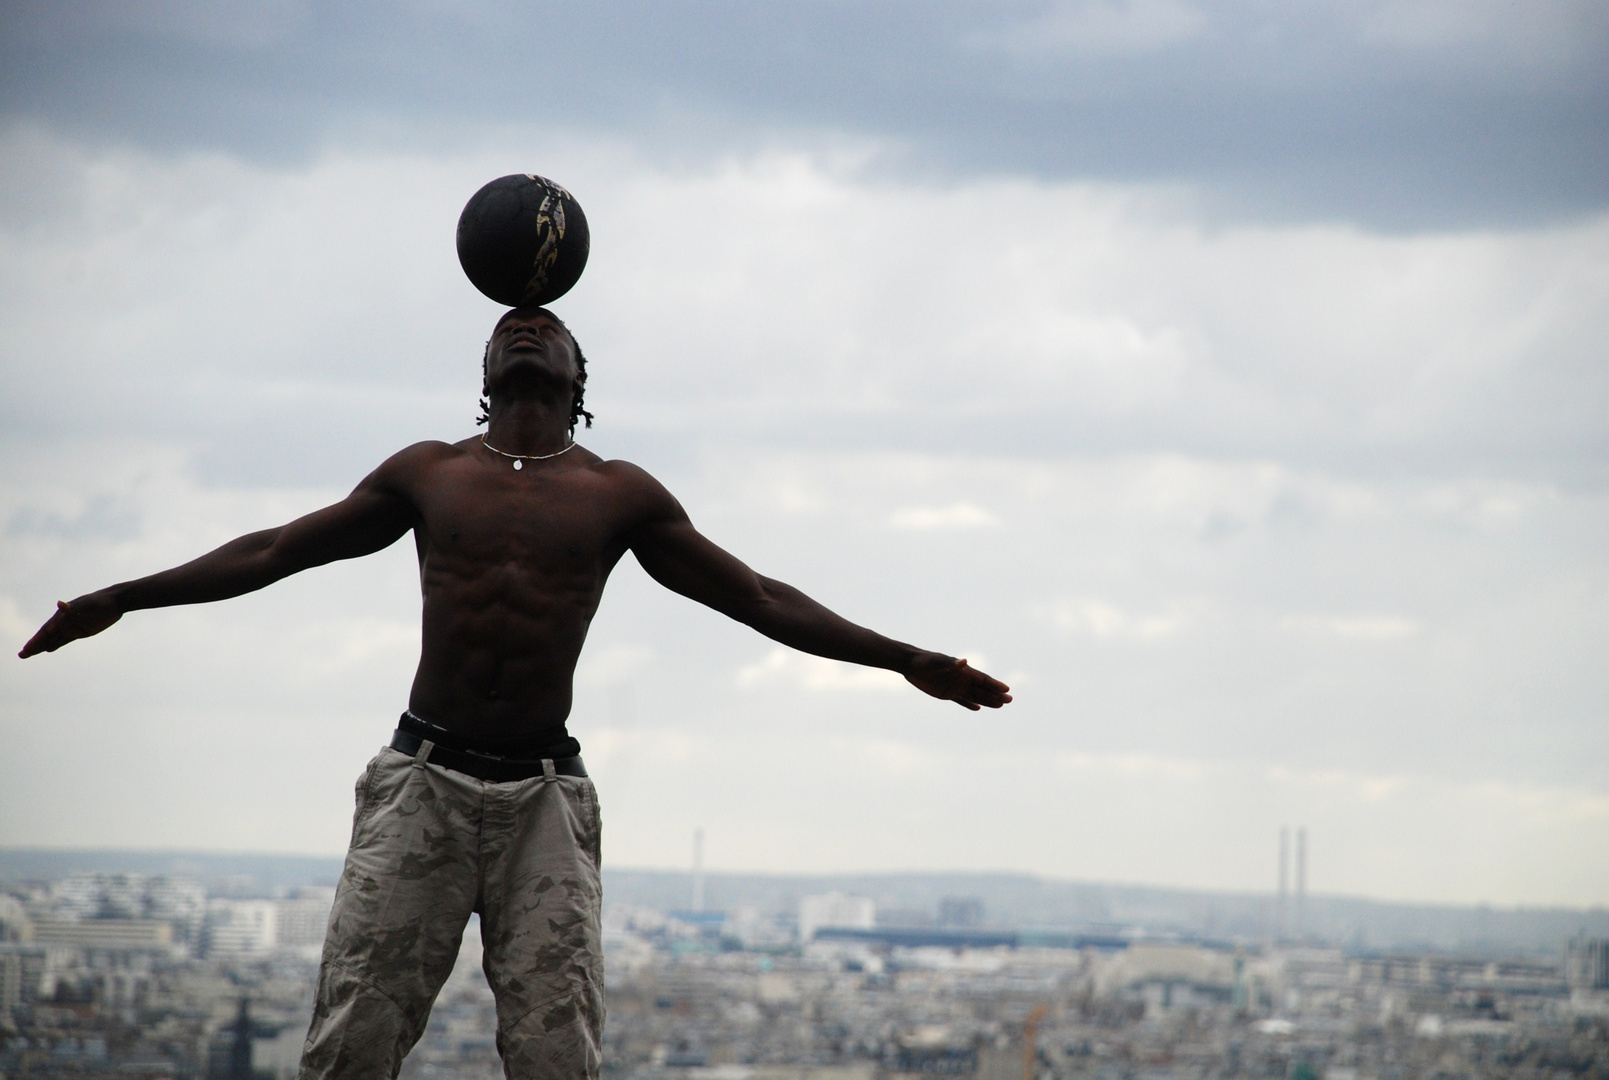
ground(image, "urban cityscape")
xmin=2 ymin=848 xmax=1606 ymax=1080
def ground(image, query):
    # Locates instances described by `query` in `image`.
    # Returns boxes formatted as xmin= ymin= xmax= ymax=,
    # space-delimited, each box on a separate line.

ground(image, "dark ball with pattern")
xmin=456 ymin=174 xmax=590 ymax=308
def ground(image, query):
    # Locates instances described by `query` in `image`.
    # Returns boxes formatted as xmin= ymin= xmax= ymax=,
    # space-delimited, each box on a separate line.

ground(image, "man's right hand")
xmin=18 ymin=594 xmax=123 ymax=658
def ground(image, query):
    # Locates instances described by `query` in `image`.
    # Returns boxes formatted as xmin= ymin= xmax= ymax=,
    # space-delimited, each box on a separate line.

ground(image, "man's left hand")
xmin=903 ymin=653 xmax=1012 ymax=711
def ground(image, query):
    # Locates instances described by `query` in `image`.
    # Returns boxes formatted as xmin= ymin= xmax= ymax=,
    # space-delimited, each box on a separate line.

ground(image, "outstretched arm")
xmin=625 ymin=474 xmax=1011 ymax=711
xmin=19 ymin=452 xmax=422 ymax=658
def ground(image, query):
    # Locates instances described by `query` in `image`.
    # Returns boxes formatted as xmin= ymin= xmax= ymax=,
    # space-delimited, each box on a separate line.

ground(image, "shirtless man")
xmin=19 ymin=306 xmax=1012 ymax=1080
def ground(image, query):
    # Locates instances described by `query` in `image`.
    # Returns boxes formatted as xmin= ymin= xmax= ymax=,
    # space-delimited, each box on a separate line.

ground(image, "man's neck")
xmin=484 ymin=398 xmax=572 ymax=455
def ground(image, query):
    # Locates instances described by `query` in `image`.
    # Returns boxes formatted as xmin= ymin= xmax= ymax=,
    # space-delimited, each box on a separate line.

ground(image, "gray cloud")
xmin=2 ymin=135 xmax=1603 ymax=491
xmin=7 ymin=494 xmax=142 ymax=543
xmin=1 ymin=10 xmax=1605 ymax=905
xmin=2 ymin=0 xmax=1605 ymax=229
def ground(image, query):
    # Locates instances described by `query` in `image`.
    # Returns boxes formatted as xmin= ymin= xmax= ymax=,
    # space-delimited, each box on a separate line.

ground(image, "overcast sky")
xmin=2 ymin=0 xmax=1606 ymax=909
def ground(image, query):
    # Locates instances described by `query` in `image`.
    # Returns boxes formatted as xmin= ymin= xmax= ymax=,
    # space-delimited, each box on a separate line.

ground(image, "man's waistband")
xmin=392 ymin=712 xmax=586 ymax=784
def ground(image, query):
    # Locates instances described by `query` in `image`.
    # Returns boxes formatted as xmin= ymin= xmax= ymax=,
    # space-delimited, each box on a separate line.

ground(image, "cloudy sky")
xmin=2 ymin=0 xmax=1606 ymax=909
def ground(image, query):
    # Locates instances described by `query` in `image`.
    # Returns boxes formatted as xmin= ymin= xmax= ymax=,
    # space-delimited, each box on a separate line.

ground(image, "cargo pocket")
xmin=348 ymin=754 xmax=382 ymax=845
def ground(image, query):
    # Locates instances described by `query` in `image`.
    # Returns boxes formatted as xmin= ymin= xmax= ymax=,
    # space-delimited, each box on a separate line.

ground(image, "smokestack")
xmin=1296 ymin=827 xmax=1307 ymax=940
xmin=1277 ymin=826 xmax=1290 ymax=942
xmin=692 ymin=828 xmax=705 ymax=913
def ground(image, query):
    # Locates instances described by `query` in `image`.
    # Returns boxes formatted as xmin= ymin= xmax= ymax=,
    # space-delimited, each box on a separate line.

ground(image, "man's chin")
xmin=493 ymin=354 xmax=550 ymax=376
xmin=487 ymin=363 xmax=568 ymax=396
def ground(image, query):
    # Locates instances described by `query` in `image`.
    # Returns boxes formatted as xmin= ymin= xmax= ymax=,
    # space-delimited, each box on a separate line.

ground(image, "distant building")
xmin=798 ymin=892 xmax=875 ymax=943
xmin=51 ymin=874 xmax=110 ymax=920
xmin=53 ymin=873 xmax=153 ymax=920
xmin=0 ymin=895 xmax=29 ymax=941
xmin=46 ymin=873 xmax=206 ymax=947
xmin=29 ymin=919 xmax=174 ymax=951
xmin=1567 ymin=937 xmax=1609 ymax=991
xmin=1094 ymin=942 xmax=1239 ymax=1001
xmin=205 ymin=901 xmax=277 ymax=957
xmin=667 ymin=910 xmax=728 ymax=938
xmin=0 ymin=944 xmax=48 ymax=1012
xmin=874 ymin=907 xmax=934 ymax=928
xmin=722 ymin=907 xmax=794 ymax=950
xmin=145 ymin=877 xmax=208 ymax=944
xmin=937 ymin=896 xmax=984 ymax=928
xmin=273 ymin=888 xmax=336 ymax=949
xmin=203 ymin=893 xmax=338 ymax=956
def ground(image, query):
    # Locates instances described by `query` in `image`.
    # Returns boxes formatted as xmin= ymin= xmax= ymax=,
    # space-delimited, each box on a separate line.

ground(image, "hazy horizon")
xmin=4 ymin=845 xmax=1607 ymax=917
xmin=11 ymin=842 xmax=1609 ymax=964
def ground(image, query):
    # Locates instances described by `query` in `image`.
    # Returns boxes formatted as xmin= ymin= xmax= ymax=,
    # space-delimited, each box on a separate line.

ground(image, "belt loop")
xmin=541 ymin=758 xmax=557 ymax=782
xmin=413 ymin=739 xmax=435 ymax=770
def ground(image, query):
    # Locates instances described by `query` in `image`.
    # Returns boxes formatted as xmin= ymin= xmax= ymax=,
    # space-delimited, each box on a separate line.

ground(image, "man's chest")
xmin=413 ymin=465 xmax=632 ymax=566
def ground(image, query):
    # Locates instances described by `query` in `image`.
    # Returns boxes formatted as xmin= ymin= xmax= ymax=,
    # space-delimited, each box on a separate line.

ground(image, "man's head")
xmin=478 ymin=306 xmax=594 ymax=432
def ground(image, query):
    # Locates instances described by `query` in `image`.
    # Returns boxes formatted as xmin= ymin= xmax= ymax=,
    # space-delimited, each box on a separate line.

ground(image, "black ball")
xmin=456 ymin=174 xmax=590 ymax=308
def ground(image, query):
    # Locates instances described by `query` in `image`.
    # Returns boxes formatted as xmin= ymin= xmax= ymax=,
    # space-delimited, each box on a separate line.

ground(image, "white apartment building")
xmin=274 ymin=888 xmax=337 ymax=949
xmin=204 ymin=900 xmax=278 ymax=957
xmin=798 ymin=892 xmax=875 ymax=944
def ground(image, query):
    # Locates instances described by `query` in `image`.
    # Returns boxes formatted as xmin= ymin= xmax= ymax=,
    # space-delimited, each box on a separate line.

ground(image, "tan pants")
xmin=298 ymin=744 xmax=604 ymax=1080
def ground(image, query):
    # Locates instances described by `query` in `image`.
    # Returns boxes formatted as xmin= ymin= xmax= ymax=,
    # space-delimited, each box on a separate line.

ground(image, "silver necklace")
xmin=481 ymin=434 xmax=575 ymax=470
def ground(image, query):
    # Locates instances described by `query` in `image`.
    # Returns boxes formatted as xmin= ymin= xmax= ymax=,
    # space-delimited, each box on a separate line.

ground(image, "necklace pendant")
xmin=512 ymin=460 xmax=523 ymax=470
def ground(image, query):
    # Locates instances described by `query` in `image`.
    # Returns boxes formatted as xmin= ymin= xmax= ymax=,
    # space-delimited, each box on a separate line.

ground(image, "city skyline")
xmin=4 ymin=861 xmax=1607 ymax=1078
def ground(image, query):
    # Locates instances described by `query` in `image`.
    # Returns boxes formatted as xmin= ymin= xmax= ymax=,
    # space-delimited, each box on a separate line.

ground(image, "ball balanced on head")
xmin=456 ymin=174 xmax=590 ymax=307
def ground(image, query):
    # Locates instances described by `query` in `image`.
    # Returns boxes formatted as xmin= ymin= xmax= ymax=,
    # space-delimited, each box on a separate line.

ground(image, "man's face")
xmin=484 ymin=308 xmax=578 ymax=395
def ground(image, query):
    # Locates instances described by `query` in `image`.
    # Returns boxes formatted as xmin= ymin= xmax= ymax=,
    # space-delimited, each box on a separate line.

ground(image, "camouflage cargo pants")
xmin=298 ymin=742 xmax=604 ymax=1079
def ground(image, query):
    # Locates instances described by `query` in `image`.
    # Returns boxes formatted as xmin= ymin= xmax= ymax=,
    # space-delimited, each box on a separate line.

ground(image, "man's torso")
xmin=387 ymin=437 xmax=665 ymax=744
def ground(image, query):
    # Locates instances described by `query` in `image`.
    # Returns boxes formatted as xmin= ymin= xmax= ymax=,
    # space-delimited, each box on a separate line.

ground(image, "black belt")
xmin=390 ymin=729 xmax=587 ymax=783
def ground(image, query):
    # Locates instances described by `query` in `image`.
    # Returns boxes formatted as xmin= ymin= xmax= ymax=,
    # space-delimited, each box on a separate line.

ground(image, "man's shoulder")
xmin=580 ymin=453 xmax=652 ymax=479
xmin=573 ymin=454 xmax=680 ymax=510
xmin=390 ymin=438 xmax=477 ymax=466
xmin=577 ymin=454 xmax=668 ymax=489
xmin=361 ymin=439 xmax=474 ymax=487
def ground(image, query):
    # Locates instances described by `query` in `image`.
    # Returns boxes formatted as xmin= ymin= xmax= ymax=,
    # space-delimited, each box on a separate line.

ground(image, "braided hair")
xmin=477 ymin=307 xmax=595 ymax=433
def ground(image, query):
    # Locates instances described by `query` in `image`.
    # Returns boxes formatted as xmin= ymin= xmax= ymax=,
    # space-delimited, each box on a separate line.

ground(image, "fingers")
xmin=957 ymin=658 xmax=1011 ymax=706
xmin=951 ymin=680 xmax=1011 ymax=710
xmin=18 ymin=603 xmax=65 ymax=658
xmin=19 ymin=629 xmax=53 ymax=658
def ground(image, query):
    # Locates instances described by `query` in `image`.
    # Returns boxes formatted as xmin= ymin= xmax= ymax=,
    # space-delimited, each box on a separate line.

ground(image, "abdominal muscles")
xmin=407 ymin=549 xmax=607 ymax=740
